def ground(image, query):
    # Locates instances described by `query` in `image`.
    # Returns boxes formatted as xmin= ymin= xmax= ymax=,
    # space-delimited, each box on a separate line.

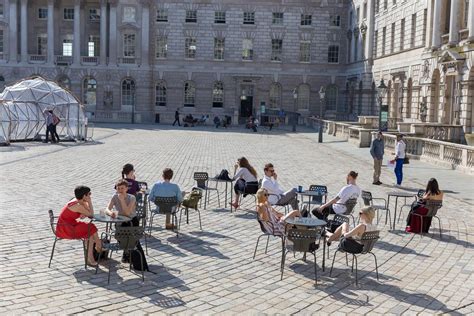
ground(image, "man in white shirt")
xmin=312 ymin=171 xmax=361 ymax=220
xmin=391 ymin=134 xmax=406 ymax=186
xmin=261 ymin=163 xmax=299 ymax=210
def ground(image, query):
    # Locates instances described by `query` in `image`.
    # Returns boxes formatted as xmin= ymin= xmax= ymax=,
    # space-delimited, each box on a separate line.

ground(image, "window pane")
xmin=243 ymin=12 xmax=255 ymax=24
xmin=301 ymin=14 xmax=312 ymax=26
xmin=330 ymin=15 xmax=340 ymax=27
xmin=38 ymin=8 xmax=48 ymax=19
xmin=62 ymin=39 xmax=72 ymax=56
xmin=186 ymin=10 xmax=197 ymax=23
xmin=214 ymin=38 xmax=225 ymax=60
xmin=156 ymin=9 xmax=168 ymax=22
xmin=269 ymin=83 xmax=281 ymax=108
xmin=121 ymin=79 xmax=135 ymax=106
xmin=271 ymin=39 xmax=282 ymax=62
xmin=184 ymin=81 xmax=195 ymax=106
xmin=300 ymin=41 xmax=310 ymax=62
xmin=123 ymin=34 xmax=136 ymax=57
xmin=297 ymin=85 xmax=310 ymax=110
xmin=215 ymin=11 xmax=226 ymax=24
xmin=185 ymin=37 xmax=197 ymax=59
xmin=0 ymin=30 xmax=4 ymax=59
xmin=272 ymin=12 xmax=283 ymax=24
xmin=213 ymin=81 xmax=224 ymax=107
xmin=242 ymin=39 xmax=253 ymax=60
xmin=327 ymin=45 xmax=339 ymax=63
xmin=64 ymin=8 xmax=74 ymax=20
xmin=156 ymin=36 xmax=167 ymax=58
xmin=89 ymin=8 xmax=100 ymax=21
xmin=155 ymin=81 xmax=167 ymax=106
xmin=37 ymin=35 xmax=47 ymax=55
xmin=325 ymin=85 xmax=338 ymax=110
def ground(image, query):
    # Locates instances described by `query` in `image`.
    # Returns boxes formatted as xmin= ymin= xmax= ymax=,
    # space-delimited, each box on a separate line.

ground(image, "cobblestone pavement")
xmin=1 ymin=124 xmax=473 ymax=315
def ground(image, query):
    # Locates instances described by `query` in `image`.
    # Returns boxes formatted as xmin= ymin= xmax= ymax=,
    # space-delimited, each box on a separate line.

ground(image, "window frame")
xmin=301 ymin=14 xmax=312 ymax=26
xmin=37 ymin=34 xmax=47 ymax=55
xmin=38 ymin=7 xmax=48 ymax=20
xmin=155 ymin=81 xmax=167 ymax=107
xmin=156 ymin=9 xmax=168 ymax=22
xmin=62 ymin=38 xmax=73 ymax=56
xmin=269 ymin=83 xmax=281 ymax=108
xmin=0 ymin=29 xmax=4 ymax=59
xmin=214 ymin=11 xmax=226 ymax=24
xmin=184 ymin=81 xmax=196 ymax=107
xmin=272 ymin=12 xmax=284 ymax=25
xmin=156 ymin=36 xmax=167 ymax=59
xmin=212 ymin=81 xmax=224 ymax=108
xmin=214 ymin=38 xmax=225 ymax=60
xmin=88 ymin=35 xmax=100 ymax=57
xmin=297 ymin=84 xmax=310 ymax=110
xmin=330 ymin=15 xmax=341 ymax=27
xmin=185 ymin=37 xmax=197 ymax=59
xmin=327 ymin=45 xmax=339 ymax=63
xmin=185 ymin=10 xmax=197 ymax=23
xmin=123 ymin=33 xmax=136 ymax=57
xmin=243 ymin=11 xmax=255 ymax=25
xmin=271 ymin=39 xmax=283 ymax=62
xmin=299 ymin=41 xmax=311 ymax=63
xmin=121 ymin=78 xmax=136 ymax=107
xmin=242 ymin=38 xmax=254 ymax=61
xmin=63 ymin=8 xmax=74 ymax=20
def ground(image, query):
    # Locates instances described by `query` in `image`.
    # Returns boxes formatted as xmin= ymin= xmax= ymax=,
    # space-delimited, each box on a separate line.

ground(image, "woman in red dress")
xmin=56 ymin=186 xmax=102 ymax=266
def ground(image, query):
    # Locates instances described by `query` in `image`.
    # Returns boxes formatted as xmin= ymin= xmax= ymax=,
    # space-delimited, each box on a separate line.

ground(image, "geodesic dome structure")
xmin=0 ymin=77 xmax=86 ymax=144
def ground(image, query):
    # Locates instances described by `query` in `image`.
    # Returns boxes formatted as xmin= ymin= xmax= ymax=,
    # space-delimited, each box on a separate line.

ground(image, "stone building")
xmin=0 ymin=0 xmax=473 ymax=136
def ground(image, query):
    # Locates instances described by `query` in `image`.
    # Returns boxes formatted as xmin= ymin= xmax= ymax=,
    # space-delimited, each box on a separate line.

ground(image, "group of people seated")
xmin=213 ymin=115 xmax=232 ymax=128
xmin=183 ymin=114 xmax=199 ymax=126
xmin=245 ymin=116 xmax=259 ymax=132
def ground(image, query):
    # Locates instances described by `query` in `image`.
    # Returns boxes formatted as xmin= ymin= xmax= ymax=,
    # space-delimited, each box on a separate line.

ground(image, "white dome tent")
xmin=0 ymin=77 xmax=86 ymax=145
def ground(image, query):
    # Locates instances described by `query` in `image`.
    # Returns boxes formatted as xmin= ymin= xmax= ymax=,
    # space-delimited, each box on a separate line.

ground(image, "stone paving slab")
xmin=0 ymin=124 xmax=473 ymax=314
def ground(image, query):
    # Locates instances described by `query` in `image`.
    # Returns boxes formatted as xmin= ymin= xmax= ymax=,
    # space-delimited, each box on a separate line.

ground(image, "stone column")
xmin=109 ymin=1 xmax=117 ymax=65
xmin=47 ymin=0 xmax=55 ymax=64
xmin=72 ymin=0 xmax=81 ymax=65
xmin=141 ymin=2 xmax=150 ymax=66
xmin=468 ymin=0 xmax=474 ymax=41
xmin=20 ymin=0 xmax=28 ymax=63
xmin=351 ymin=31 xmax=356 ymax=62
xmin=8 ymin=0 xmax=18 ymax=62
xmin=425 ymin=0 xmax=433 ymax=48
xmin=431 ymin=0 xmax=442 ymax=49
xmin=366 ymin=0 xmax=375 ymax=62
xmin=99 ymin=0 xmax=107 ymax=65
xmin=448 ymin=0 xmax=459 ymax=45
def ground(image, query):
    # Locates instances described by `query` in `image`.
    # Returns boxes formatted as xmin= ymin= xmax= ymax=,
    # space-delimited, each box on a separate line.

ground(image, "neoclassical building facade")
xmin=0 ymin=0 xmax=473 ymax=135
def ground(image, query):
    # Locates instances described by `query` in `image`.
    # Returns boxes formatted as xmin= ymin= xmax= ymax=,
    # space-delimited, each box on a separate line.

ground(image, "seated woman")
xmin=256 ymin=188 xmax=301 ymax=235
xmin=121 ymin=163 xmax=140 ymax=196
xmin=326 ymin=206 xmax=376 ymax=253
xmin=230 ymin=157 xmax=259 ymax=209
xmin=56 ymin=186 xmax=102 ymax=266
xmin=406 ymin=178 xmax=443 ymax=234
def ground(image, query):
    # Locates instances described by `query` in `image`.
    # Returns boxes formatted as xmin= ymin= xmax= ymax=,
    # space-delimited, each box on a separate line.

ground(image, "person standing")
xmin=51 ymin=110 xmax=60 ymax=143
xmin=43 ymin=109 xmax=57 ymax=143
xmin=370 ymin=131 xmax=384 ymax=185
xmin=392 ymin=134 xmax=406 ymax=186
xmin=172 ymin=109 xmax=180 ymax=126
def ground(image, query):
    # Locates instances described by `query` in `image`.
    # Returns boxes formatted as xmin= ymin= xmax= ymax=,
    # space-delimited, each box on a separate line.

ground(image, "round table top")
xmin=285 ymin=217 xmax=326 ymax=227
xmin=297 ymin=191 xmax=327 ymax=197
xmin=387 ymin=191 xmax=416 ymax=197
xmin=92 ymin=214 xmax=132 ymax=223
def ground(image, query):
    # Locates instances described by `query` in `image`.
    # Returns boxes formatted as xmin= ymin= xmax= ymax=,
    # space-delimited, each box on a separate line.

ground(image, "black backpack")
xmin=215 ymin=169 xmax=232 ymax=181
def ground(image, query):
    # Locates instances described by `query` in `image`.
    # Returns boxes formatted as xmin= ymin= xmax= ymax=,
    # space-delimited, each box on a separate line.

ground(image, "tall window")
xmin=156 ymin=36 xmax=167 ymax=58
xmin=271 ymin=39 xmax=282 ymax=62
xmin=272 ymin=12 xmax=283 ymax=24
xmin=38 ymin=8 xmax=48 ymax=19
xmin=213 ymin=81 xmax=224 ymax=107
xmin=375 ymin=0 xmax=380 ymax=13
xmin=0 ymin=30 xmax=4 ymax=59
xmin=215 ymin=11 xmax=226 ymax=24
xmin=297 ymin=84 xmax=310 ymax=110
xmin=463 ymin=0 xmax=469 ymax=28
xmin=88 ymin=35 xmax=99 ymax=57
xmin=62 ymin=37 xmax=73 ymax=56
xmin=384 ymin=0 xmax=388 ymax=10
xmin=214 ymin=38 xmax=225 ymax=60
xmin=400 ymin=19 xmax=405 ymax=51
xmin=37 ymin=34 xmax=47 ymax=55
xmin=123 ymin=6 xmax=136 ymax=22
xmin=410 ymin=14 xmax=416 ymax=48
xmin=325 ymin=85 xmax=338 ymax=111
xmin=243 ymin=12 xmax=255 ymax=24
xmin=300 ymin=41 xmax=311 ymax=62
xmin=374 ymin=30 xmax=378 ymax=57
xmin=64 ymin=8 xmax=74 ymax=20
xmin=123 ymin=34 xmax=135 ymax=57
xmin=83 ymin=78 xmax=97 ymax=106
xmin=390 ymin=23 xmax=395 ymax=53
xmin=354 ymin=34 xmax=358 ymax=61
xmin=184 ymin=81 xmax=195 ymax=107
xmin=301 ymin=14 xmax=312 ymax=26
xmin=382 ymin=27 xmax=386 ymax=55
xmin=89 ymin=8 xmax=100 ymax=21
xmin=422 ymin=9 xmax=427 ymax=44
xmin=155 ymin=81 xmax=167 ymax=106
xmin=327 ymin=45 xmax=339 ymax=63
xmin=121 ymin=78 xmax=135 ymax=106
xmin=156 ymin=9 xmax=168 ymax=22
xmin=185 ymin=10 xmax=197 ymax=23
xmin=269 ymin=83 xmax=281 ymax=108
xmin=356 ymin=7 xmax=360 ymax=23
xmin=185 ymin=37 xmax=197 ymax=59
xmin=0 ymin=76 xmax=4 ymax=93
xmin=363 ymin=2 xmax=367 ymax=19
xmin=242 ymin=39 xmax=253 ymax=60
xmin=330 ymin=15 xmax=341 ymax=27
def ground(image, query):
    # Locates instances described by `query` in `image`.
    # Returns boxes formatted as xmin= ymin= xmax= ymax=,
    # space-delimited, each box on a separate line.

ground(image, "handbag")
xmin=403 ymin=157 xmax=410 ymax=164
xmin=215 ymin=169 xmax=232 ymax=181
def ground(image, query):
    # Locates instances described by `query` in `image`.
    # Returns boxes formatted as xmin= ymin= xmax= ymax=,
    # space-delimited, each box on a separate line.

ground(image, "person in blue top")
xmin=149 ymin=168 xmax=183 ymax=230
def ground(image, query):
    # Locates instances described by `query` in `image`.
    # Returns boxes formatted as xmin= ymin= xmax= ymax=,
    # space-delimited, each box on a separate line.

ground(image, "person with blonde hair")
xmin=256 ymin=188 xmax=301 ymax=235
xmin=326 ymin=206 xmax=377 ymax=253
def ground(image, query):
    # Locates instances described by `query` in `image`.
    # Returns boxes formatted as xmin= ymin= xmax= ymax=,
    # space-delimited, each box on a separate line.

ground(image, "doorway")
xmin=240 ymin=85 xmax=254 ymax=119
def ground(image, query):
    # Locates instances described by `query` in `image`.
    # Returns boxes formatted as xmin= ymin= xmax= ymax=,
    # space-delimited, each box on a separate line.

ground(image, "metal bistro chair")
xmin=361 ymin=191 xmax=392 ymax=227
xmin=330 ymin=230 xmax=380 ymax=286
xmin=48 ymin=209 xmax=88 ymax=269
xmin=253 ymin=213 xmax=285 ymax=259
xmin=193 ymin=172 xmax=221 ymax=209
xmin=237 ymin=179 xmax=261 ymax=209
xmin=268 ymin=193 xmax=290 ymax=215
xmin=149 ymin=196 xmax=179 ymax=237
xmin=95 ymin=226 xmax=145 ymax=284
xmin=179 ymin=187 xmax=204 ymax=230
xmin=324 ymin=214 xmax=350 ymax=259
xmin=305 ymin=185 xmax=328 ymax=210
xmin=412 ymin=200 xmax=443 ymax=238
xmin=281 ymin=227 xmax=322 ymax=285
xmin=135 ymin=195 xmax=149 ymax=254
xmin=333 ymin=198 xmax=358 ymax=227
xmin=398 ymin=189 xmax=425 ymax=224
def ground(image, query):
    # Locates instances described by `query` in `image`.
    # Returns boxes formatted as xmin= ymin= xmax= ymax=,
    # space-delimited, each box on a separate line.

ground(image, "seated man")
xmin=312 ymin=171 xmax=361 ymax=220
xmin=261 ymin=163 xmax=299 ymax=211
xmin=149 ymin=168 xmax=183 ymax=230
xmin=213 ymin=115 xmax=221 ymax=128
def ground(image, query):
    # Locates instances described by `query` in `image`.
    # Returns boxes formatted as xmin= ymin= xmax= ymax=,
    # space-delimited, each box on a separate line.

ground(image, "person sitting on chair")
xmin=213 ymin=115 xmax=221 ymax=128
xmin=149 ymin=168 xmax=183 ymax=230
xmin=230 ymin=157 xmax=258 ymax=209
xmin=312 ymin=171 xmax=361 ymax=220
xmin=256 ymin=188 xmax=301 ymax=235
xmin=261 ymin=163 xmax=299 ymax=211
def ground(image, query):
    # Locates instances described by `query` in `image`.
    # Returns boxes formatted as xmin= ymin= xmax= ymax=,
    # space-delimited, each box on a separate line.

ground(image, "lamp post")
xmin=318 ymin=86 xmax=326 ymax=143
xmin=376 ymin=79 xmax=388 ymax=131
xmin=292 ymin=88 xmax=298 ymax=132
xmin=131 ymin=90 xmax=135 ymax=124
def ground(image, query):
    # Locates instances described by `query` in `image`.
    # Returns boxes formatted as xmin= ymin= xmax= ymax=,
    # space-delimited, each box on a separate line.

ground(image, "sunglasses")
xmin=264 ymin=194 xmax=269 ymax=197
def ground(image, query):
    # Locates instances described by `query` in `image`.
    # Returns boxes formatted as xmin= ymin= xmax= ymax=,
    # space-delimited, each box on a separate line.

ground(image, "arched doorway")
xmin=430 ymin=69 xmax=440 ymax=123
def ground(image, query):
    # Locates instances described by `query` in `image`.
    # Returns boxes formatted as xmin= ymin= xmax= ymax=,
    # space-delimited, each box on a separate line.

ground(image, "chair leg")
xmin=48 ymin=238 xmax=58 ymax=268
xmin=197 ymin=209 xmax=202 ymax=231
xmin=253 ymin=234 xmax=265 ymax=259
xmin=280 ymin=250 xmax=288 ymax=280
xmin=354 ymin=255 xmax=358 ymax=286
xmin=280 ymin=238 xmax=285 ymax=271
xmin=107 ymin=251 xmax=113 ymax=284
xmin=148 ymin=213 xmax=155 ymax=236
xmin=95 ymin=248 xmax=103 ymax=274
xmin=345 ymin=253 xmax=349 ymax=266
xmin=139 ymin=250 xmax=145 ymax=282
xmin=313 ymin=252 xmax=318 ymax=285
xmin=420 ymin=217 xmax=424 ymax=238
xmin=217 ymin=191 xmax=221 ymax=208
xmin=351 ymin=255 xmax=354 ymax=272
xmin=143 ymin=232 xmax=148 ymax=256
xmin=265 ymin=235 xmax=270 ymax=254
xmin=436 ymin=216 xmax=442 ymax=239
xmin=370 ymin=252 xmax=379 ymax=280
xmin=329 ymin=250 xmax=338 ymax=277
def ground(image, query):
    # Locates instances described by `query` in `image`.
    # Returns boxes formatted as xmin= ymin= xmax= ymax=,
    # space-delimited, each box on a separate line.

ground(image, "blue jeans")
xmin=394 ymin=158 xmax=404 ymax=185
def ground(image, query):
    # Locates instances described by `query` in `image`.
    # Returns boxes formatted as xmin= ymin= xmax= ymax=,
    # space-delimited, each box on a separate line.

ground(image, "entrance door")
xmin=240 ymin=85 xmax=254 ymax=119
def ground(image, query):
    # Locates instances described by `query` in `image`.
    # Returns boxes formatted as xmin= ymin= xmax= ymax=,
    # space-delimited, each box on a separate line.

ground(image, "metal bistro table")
xmin=209 ymin=177 xmax=234 ymax=212
xmin=284 ymin=217 xmax=328 ymax=271
xmin=297 ymin=190 xmax=328 ymax=211
xmin=387 ymin=191 xmax=416 ymax=230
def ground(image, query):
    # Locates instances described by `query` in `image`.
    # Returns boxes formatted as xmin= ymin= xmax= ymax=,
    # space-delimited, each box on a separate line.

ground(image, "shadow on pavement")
xmin=374 ymin=240 xmax=430 ymax=257
xmin=167 ymin=233 xmax=230 ymax=260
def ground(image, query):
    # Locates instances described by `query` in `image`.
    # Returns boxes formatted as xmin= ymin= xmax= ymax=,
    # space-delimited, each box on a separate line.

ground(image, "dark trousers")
xmin=45 ymin=124 xmax=58 ymax=142
xmin=312 ymin=204 xmax=336 ymax=220
xmin=52 ymin=124 xmax=59 ymax=142
xmin=172 ymin=118 xmax=180 ymax=126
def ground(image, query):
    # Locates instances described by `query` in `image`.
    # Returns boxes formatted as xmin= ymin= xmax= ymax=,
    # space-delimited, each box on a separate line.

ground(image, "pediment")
xmin=118 ymin=22 xmax=140 ymax=31
xmin=438 ymin=50 xmax=465 ymax=64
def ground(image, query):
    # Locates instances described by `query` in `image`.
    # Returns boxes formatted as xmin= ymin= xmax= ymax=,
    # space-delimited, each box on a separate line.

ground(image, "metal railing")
xmin=81 ymin=56 xmax=99 ymax=65
xmin=29 ymin=55 xmax=47 ymax=63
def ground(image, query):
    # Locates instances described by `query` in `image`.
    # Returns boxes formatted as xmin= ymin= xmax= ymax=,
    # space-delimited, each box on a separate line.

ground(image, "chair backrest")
xmin=193 ymin=172 xmax=209 ymax=188
xmin=48 ymin=209 xmax=56 ymax=235
xmin=360 ymin=230 xmax=380 ymax=254
xmin=244 ymin=180 xmax=261 ymax=193
xmin=425 ymin=200 xmax=443 ymax=217
xmin=137 ymin=181 xmax=148 ymax=191
xmin=332 ymin=214 xmax=350 ymax=226
xmin=308 ymin=185 xmax=328 ymax=203
xmin=154 ymin=196 xmax=178 ymax=214
xmin=135 ymin=199 xmax=147 ymax=223
xmin=361 ymin=190 xmax=373 ymax=206
xmin=417 ymin=189 xmax=426 ymax=199
xmin=115 ymin=226 xmax=144 ymax=251
xmin=342 ymin=198 xmax=358 ymax=215
xmin=182 ymin=187 xmax=203 ymax=209
xmin=286 ymin=228 xmax=321 ymax=252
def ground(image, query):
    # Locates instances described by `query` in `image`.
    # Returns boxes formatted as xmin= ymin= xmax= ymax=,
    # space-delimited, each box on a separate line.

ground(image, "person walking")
xmin=391 ymin=134 xmax=406 ymax=186
xmin=43 ymin=109 xmax=57 ymax=143
xmin=51 ymin=110 xmax=60 ymax=142
xmin=370 ymin=131 xmax=384 ymax=185
xmin=172 ymin=109 xmax=181 ymax=126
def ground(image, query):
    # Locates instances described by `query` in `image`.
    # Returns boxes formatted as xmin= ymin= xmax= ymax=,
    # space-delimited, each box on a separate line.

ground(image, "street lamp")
xmin=376 ymin=79 xmax=388 ymax=131
xmin=318 ymin=86 xmax=326 ymax=143
xmin=292 ymin=88 xmax=298 ymax=132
